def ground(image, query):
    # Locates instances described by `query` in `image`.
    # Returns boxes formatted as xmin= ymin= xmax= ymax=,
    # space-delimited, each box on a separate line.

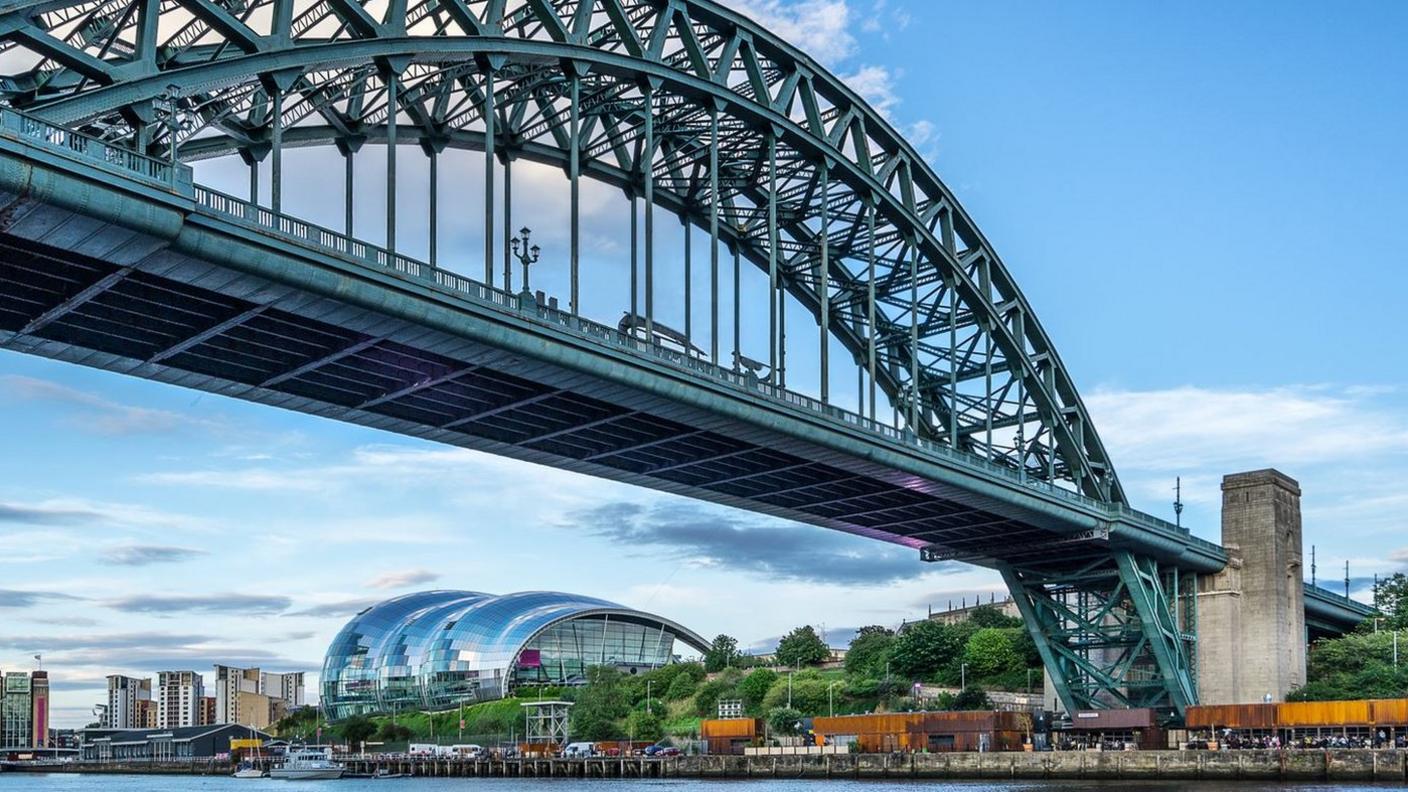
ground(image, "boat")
xmin=233 ymin=761 xmax=267 ymax=778
xmin=270 ymin=747 xmax=344 ymax=780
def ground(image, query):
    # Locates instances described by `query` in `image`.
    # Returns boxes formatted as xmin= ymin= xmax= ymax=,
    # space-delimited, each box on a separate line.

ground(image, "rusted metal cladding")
xmin=1069 ymin=709 xmax=1156 ymax=730
xmin=1370 ymin=700 xmax=1408 ymax=725
xmin=1185 ymin=704 xmax=1277 ymax=729
xmin=700 ymin=719 xmax=760 ymax=739
xmin=1277 ymin=700 xmax=1371 ymax=728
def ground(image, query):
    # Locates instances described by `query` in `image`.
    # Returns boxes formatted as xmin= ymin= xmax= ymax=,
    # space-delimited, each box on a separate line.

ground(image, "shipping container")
xmin=701 ymin=718 xmax=761 ymax=755
xmin=1370 ymin=699 xmax=1408 ymax=726
xmin=1277 ymin=700 xmax=1371 ymax=728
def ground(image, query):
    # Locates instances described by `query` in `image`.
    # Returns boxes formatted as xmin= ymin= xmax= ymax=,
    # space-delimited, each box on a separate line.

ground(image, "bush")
xmin=844 ymin=626 xmax=895 ymax=680
xmin=737 ymin=669 xmax=778 ymax=714
xmin=626 ymin=710 xmax=663 ymax=742
xmin=761 ymin=675 xmax=833 ymax=715
xmin=767 ymin=707 xmax=804 ymax=736
xmin=665 ymin=671 xmax=699 ymax=701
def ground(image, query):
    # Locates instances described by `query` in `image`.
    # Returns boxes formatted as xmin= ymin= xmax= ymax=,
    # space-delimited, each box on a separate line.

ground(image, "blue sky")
xmin=3 ymin=1 xmax=1407 ymax=726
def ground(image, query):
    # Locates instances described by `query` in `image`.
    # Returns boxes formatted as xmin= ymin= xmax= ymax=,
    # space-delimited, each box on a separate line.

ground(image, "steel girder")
xmin=0 ymin=0 xmax=1126 ymax=503
xmin=1001 ymin=554 xmax=1199 ymax=718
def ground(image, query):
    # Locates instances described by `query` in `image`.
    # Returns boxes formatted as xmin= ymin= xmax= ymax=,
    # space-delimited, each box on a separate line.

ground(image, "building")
xmin=813 ymin=711 xmax=1031 ymax=753
xmin=156 ymin=671 xmax=205 ymax=729
xmin=2 ymin=672 xmax=33 ymax=748
xmin=214 ymin=665 xmax=260 ymax=726
xmin=262 ymin=672 xmax=305 ymax=708
xmin=105 ymin=676 xmax=152 ymax=730
xmin=80 ymin=724 xmax=270 ymax=762
xmin=30 ymin=671 xmax=48 ymax=748
xmin=321 ymin=590 xmax=710 ymax=720
xmin=215 ymin=666 xmax=303 ymax=726
xmin=198 ymin=696 xmax=216 ymax=726
xmin=927 ymin=596 xmax=1023 ymax=626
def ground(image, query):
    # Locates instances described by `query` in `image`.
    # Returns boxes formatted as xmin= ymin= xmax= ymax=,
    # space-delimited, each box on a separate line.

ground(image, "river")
xmin=0 ymin=777 xmax=1400 ymax=791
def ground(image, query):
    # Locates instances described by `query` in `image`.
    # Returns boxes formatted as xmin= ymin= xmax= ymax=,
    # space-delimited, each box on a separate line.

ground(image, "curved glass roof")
xmin=320 ymin=590 xmax=709 ymax=718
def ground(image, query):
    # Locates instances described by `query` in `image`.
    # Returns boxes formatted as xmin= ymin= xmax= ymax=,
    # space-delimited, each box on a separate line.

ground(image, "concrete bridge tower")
xmin=1197 ymin=469 xmax=1306 ymax=703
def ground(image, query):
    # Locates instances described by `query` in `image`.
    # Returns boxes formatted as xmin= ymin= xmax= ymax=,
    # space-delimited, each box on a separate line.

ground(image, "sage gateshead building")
xmin=320 ymin=591 xmax=709 ymax=719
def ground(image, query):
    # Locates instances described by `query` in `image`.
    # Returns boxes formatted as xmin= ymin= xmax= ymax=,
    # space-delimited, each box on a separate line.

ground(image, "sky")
xmin=3 ymin=0 xmax=1407 ymax=727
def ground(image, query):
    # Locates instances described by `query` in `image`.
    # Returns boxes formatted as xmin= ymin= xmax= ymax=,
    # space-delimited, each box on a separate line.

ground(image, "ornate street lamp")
xmin=511 ymin=226 xmax=541 ymax=296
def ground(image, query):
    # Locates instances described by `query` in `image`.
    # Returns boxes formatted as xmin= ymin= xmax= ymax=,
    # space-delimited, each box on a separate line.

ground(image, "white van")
xmin=408 ymin=743 xmax=439 ymax=757
xmin=563 ymin=742 xmax=596 ymax=757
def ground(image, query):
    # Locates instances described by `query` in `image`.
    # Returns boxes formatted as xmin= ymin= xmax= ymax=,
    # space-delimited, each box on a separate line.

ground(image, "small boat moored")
xmin=270 ymin=746 xmax=344 ymax=780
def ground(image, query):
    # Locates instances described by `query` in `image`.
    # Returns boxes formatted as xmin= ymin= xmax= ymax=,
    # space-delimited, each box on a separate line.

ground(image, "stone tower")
xmin=1197 ymin=469 xmax=1306 ymax=703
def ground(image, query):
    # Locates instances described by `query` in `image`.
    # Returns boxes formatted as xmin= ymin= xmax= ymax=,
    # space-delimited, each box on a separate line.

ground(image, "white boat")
xmin=233 ymin=764 xmax=267 ymax=779
xmin=270 ymin=747 xmax=344 ymax=780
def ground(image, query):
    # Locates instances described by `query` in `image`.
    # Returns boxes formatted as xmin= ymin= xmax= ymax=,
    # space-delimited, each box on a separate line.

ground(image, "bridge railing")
xmin=0 ymin=106 xmax=190 ymax=189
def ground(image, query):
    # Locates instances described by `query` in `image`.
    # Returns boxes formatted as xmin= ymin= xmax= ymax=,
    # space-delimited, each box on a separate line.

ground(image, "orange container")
xmin=1276 ymin=700 xmax=1371 ymax=728
xmin=1370 ymin=699 xmax=1408 ymax=726
xmin=700 ymin=718 xmax=760 ymax=739
xmin=1186 ymin=704 xmax=1276 ymax=730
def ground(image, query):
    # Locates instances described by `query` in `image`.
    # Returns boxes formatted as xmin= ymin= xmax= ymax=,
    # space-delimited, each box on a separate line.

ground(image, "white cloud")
xmin=365 ymin=568 xmax=440 ymax=590
xmin=0 ymin=375 xmax=219 ymax=435
xmin=1087 ymin=384 xmax=1408 ymax=473
xmin=722 ymin=0 xmax=858 ymax=65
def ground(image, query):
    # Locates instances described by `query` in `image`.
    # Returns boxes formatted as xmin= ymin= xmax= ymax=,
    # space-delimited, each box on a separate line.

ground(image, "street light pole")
xmin=961 ymin=663 xmax=968 ymax=691
xmin=827 ymin=681 xmax=842 ymax=718
xmin=787 ymin=671 xmax=793 ymax=709
xmin=511 ymin=227 xmax=541 ymax=297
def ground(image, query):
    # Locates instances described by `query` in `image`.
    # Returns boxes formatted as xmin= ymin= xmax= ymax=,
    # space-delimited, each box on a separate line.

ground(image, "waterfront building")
xmin=81 ymin=724 xmax=270 ymax=762
xmin=215 ymin=665 xmax=303 ymax=725
xmin=105 ymin=675 xmax=152 ymax=729
xmin=320 ymin=590 xmax=709 ymax=720
xmin=261 ymin=671 xmax=305 ymax=707
xmin=30 ymin=671 xmax=48 ymax=748
xmin=198 ymin=696 xmax=216 ymax=726
xmin=2 ymin=672 xmax=32 ymax=748
xmin=156 ymin=671 xmax=205 ymax=728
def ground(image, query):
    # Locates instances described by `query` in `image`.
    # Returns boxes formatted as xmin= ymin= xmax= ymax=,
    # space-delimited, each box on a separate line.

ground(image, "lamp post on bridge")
xmin=511 ymin=227 xmax=541 ymax=300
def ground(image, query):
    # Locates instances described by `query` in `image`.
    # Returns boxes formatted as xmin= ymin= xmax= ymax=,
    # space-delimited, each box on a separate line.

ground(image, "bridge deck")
xmin=0 ymin=112 xmax=1225 ymax=574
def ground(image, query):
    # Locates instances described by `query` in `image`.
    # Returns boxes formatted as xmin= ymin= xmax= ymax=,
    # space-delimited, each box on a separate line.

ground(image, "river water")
xmin=0 ymin=777 xmax=1399 ymax=791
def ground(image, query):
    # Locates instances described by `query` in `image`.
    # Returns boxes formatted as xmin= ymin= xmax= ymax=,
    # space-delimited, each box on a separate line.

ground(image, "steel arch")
xmin=0 ymin=0 xmax=1126 ymax=503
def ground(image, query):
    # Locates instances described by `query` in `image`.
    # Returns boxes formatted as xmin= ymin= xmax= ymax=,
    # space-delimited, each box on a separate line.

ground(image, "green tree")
xmin=967 ymin=604 xmax=1022 ymax=629
xmin=776 ymin=625 xmax=830 ymax=668
xmin=626 ymin=710 xmax=663 ymax=742
xmin=962 ymin=628 xmax=1022 ymax=679
xmin=950 ymin=686 xmax=993 ymax=711
xmin=694 ymin=669 xmax=743 ymax=717
xmin=1289 ymin=630 xmax=1408 ymax=700
xmin=338 ymin=715 xmax=377 ymax=747
xmin=571 ymin=666 xmax=630 ymax=741
xmin=767 ymin=707 xmax=804 ymax=736
xmin=737 ymin=668 xmax=778 ymax=714
xmin=1377 ymin=573 xmax=1408 ymax=630
xmin=665 ymin=672 xmax=698 ymax=700
xmin=704 ymin=634 xmax=742 ymax=672
xmin=845 ymin=626 xmax=895 ymax=680
xmin=761 ymin=674 xmax=832 ymax=715
xmin=889 ymin=620 xmax=967 ymax=680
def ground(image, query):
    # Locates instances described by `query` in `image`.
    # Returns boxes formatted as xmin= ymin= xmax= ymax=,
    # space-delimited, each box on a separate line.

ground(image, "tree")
xmin=967 ymin=604 xmax=1022 ymax=629
xmin=776 ymin=625 xmax=830 ymax=668
xmin=761 ymin=675 xmax=832 ymax=715
xmin=665 ymin=671 xmax=698 ymax=701
xmin=626 ymin=710 xmax=663 ymax=742
xmin=704 ymin=634 xmax=742 ymax=672
xmin=338 ymin=715 xmax=377 ymax=747
xmin=962 ymin=628 xmax=1023 ymax=679
xmin=1377 ymin=573 xmax=1408 ymax=630
xmin=737 ymin=668 xmax=778 ymax=714
xmin=950 ymin=686 xmax=993 ymax=711
xmin=889 ymin=620 xmax=967 ymax=680
xmin=845 ymin=626 xmax=895 ymax=680
xmin=693 ymin=669 xmax=743 ymax=717
xmin=571 ymin=666 xmax=630 ymax=741
xmin=767 ymin=707 xmax=804 ymax=736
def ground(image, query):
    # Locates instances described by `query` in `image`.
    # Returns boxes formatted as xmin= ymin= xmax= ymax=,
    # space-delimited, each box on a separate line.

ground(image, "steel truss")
xmin=0 ymin=0 xmax=1126 ymax=503
xmin=1002 ymin=553 xmax=1198 ymax=718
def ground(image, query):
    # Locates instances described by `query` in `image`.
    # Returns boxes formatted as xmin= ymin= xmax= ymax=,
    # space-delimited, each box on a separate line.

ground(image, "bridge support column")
xmin=1197 ymin=469 xmax=1305 ymax=704
xmin=1003 ymin=552 xmax=1197 ymax=718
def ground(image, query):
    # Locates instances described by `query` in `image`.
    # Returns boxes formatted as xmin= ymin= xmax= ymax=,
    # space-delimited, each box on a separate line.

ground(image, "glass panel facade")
xmin=320 ymin=591 xmax=706 ymax=720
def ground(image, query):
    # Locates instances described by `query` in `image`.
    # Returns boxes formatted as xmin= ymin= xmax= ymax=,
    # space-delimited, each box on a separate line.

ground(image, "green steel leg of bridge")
xmin=1003 ymin=554 xmax=1198 ymax=719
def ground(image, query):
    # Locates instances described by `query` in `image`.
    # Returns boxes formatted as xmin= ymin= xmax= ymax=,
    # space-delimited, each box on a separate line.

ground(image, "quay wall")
xmin=12 ymin=750 xmax=1408 ymax=781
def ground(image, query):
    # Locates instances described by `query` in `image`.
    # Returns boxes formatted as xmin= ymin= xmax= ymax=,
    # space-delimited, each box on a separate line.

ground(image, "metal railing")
xmin=0 ymin=106 xmax=190 ymax=188
xmin=2 ymin=107 xmax=1205 ymax=547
